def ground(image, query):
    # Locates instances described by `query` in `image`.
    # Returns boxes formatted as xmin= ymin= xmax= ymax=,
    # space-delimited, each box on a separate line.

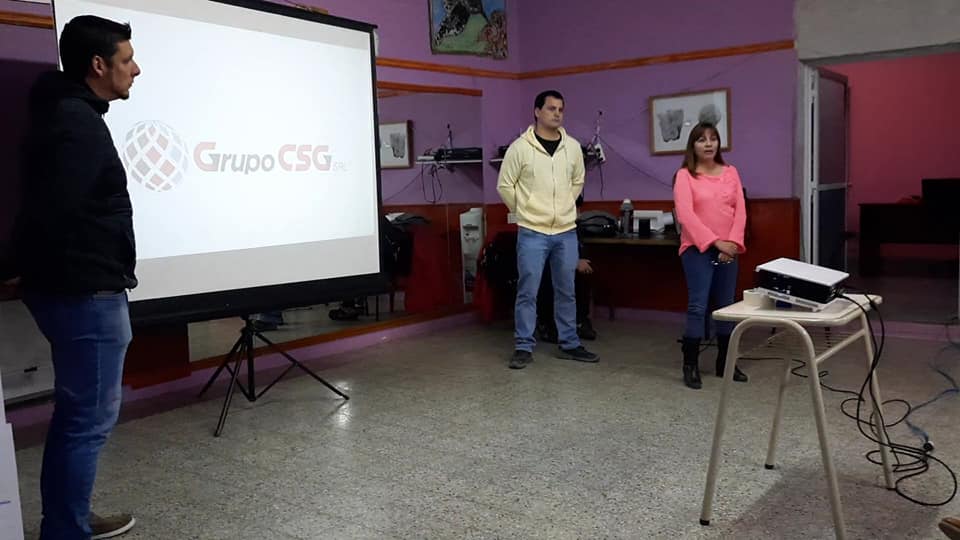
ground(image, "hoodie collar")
xmin=523 ymin=125 xmax=567 ymax=155
xmin=29 ymin=70 xmax=110 ymax=116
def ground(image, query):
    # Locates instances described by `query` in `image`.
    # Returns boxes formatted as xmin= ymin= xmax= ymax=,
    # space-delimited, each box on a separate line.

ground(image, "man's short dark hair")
xmin=59 ymin=15 xmax=132 ymax=82
xmin=534 ymin=90 xmax=564 ymax=110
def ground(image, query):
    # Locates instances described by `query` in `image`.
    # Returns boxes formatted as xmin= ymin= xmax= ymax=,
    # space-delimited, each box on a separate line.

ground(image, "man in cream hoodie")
xmin=497 ymin=90 xmax=599 ymax=369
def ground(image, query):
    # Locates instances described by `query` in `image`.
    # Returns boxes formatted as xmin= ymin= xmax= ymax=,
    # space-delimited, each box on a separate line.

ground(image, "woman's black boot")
xmin=682 ymin=337 xmax=702 ymax=389
xmin=716 ymin=334 xmax=748 ymax=382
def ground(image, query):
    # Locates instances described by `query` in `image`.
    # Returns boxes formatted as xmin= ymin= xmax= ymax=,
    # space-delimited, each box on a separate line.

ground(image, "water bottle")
xmin=620 ymin=199 xmax=634 ymax=235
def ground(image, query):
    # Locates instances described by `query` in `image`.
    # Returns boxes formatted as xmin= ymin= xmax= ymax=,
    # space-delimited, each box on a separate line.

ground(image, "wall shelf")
xmin=415 ymin=156 xmax=483 ymax=165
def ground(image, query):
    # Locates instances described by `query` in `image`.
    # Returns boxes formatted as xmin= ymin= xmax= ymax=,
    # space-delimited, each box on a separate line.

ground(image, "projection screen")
xmin=51 ymin=0 xmax=385 ymax=325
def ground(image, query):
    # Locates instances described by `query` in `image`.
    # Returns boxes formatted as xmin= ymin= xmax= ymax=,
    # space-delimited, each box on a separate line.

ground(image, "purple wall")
xmin=289 ymin=0 xmax=523 ymax=72
xmin=379 ymin=92 xmax=483 ymax=204
xmin=513 ymin=49 xmax=799 ymax=203
xmin=0 ymin=23 xmax=57 ymax=63
xmin=0 ymin=1 xmax=57 ymax=63
xmin=0 ymin=10 xmax=57 ymax=252
xmin=0 ymin=0 xmax=46 ymax=14
xmin=0 ymin=0 xmax=800 ymax=211
xmin=0 ymin=0 xmax=522 ymax=68
xmin=499 ymin=0 xmax=798 ymax=204
xmin=518 ymin=0 xmax=794 ymax=71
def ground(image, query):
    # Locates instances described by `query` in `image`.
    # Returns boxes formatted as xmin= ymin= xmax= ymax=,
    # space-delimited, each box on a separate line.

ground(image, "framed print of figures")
xmin=379 ymin=121 xmax=413 ymax=169
xmin=649 ymin=88 xmax=730 ymax=155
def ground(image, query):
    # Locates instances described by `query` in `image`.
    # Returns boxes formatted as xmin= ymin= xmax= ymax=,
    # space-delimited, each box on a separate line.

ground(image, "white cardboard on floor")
xmin=0 ymin=373 xmax=25 ymax=540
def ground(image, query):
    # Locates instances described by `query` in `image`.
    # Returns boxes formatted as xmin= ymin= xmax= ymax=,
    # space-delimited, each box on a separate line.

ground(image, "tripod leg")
xmin=253 ymin=331 xmax=350 ymax=400
xmin=295 ymin=356 xmax=350 ymax=399
xmin=214 ymin=339 xmax=246 ymax=437
xmin=198 ymin=335 xmax=243 ymax=398
xmin=246 ymin=327 xmax=257 ymax=402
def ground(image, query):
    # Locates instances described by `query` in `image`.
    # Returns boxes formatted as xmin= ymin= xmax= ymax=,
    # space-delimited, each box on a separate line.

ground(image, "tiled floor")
xmin=0 ymin=294 xmax=410 ymax=403
xmin=14 ymin=318 xmax=960 ymax=539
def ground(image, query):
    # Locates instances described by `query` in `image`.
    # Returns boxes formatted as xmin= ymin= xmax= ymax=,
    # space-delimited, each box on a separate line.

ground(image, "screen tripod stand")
xmin=198 ymin=315 xmax=349 ymax=436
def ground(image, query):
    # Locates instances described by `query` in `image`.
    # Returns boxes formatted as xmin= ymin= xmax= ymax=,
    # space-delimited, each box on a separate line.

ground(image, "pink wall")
xmin=831 ymin=51 xmax=960 ymax=233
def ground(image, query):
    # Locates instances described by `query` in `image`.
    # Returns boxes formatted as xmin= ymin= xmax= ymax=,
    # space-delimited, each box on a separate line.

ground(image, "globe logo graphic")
xmin=122 ymin=121 xmax=189 ymax=192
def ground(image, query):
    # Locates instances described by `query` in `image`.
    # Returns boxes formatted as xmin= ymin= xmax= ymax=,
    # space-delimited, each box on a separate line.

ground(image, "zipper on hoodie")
xmin=531 ymin=129 xmax=561 ymax=232
xmin=552 ymin=152 xmax=557 ymax=231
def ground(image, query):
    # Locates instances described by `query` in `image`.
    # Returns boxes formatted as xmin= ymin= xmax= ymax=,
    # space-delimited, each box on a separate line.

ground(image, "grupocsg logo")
xmin=122 ymin=121 xmax=189 ymax=192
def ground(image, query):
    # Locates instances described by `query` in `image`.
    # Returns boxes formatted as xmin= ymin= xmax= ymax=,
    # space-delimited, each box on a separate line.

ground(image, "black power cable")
xmin=829 ymin=293 xmax=958 ymax=507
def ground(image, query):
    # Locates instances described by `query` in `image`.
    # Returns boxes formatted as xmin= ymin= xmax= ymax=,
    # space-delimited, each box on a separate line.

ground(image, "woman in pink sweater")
xmin=672 ymin=123 xmax=748 ymax=389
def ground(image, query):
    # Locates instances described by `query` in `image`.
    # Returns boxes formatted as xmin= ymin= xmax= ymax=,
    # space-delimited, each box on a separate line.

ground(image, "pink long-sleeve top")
xmin=672 ymin=165 xmax=747 ymax=256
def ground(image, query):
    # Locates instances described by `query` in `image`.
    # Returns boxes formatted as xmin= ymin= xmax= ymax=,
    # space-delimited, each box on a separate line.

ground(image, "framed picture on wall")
xmin=379 ymin=121 xmax=413 ymax=169
xmin=429 ymin=0 xmax=508 ymax=59
xmin=649 ymin=88 xmax=731 ymax=155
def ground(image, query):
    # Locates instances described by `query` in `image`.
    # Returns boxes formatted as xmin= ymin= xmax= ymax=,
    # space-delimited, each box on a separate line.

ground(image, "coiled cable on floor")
xmin=802 ymin=293 xmax=959 ymax=506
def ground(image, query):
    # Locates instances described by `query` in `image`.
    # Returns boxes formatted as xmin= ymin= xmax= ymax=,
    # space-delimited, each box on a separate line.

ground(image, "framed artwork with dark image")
xmin=379 ymin=121 xmax=413 ymax=169
xmin=429 ymin=0 xmax=508 ymax=59
xmin=649 ymin=88 xmax=730 ymax=155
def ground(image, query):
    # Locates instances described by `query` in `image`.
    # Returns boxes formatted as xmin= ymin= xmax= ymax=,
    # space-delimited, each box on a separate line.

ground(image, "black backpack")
xmin=577 ymin=211 xmax=618 ymax=238
xmin=381 ymin=216 xmax=418 ymax=278
xmin=480 ymin=231 xmax=518 ymax=290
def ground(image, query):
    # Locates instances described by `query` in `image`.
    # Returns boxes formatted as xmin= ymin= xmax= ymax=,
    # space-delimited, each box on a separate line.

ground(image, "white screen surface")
xmin=52 ymin=0 xmax=380 ymax=302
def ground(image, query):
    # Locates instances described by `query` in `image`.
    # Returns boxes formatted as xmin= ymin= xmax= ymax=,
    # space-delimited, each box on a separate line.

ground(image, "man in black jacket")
xmin=11 ymin=15 xmax=141 ymax=540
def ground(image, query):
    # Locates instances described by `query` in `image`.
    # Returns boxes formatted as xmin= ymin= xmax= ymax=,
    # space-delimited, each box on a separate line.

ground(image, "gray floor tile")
xmin=14 ymin=320 xmax=960 ymax=539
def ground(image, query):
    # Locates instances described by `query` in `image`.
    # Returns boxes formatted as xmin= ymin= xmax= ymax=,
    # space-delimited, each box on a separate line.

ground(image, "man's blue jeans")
xmin=515 ymin=227 xmax=580 ymax=351
xmin=24 ymin=291 xmax=132 ymax=540
xmin=680 ymin=247 xmax=738 ymax=339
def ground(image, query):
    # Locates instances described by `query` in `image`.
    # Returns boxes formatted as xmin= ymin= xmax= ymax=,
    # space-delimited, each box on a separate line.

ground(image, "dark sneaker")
xmin=509 ymin=350 xmax=533 ymax=369
xmin=329 ymin=306 xmax=361 ymax=321
xmin=556 ymin=346 xmax=599 ymax=363
xmin=250 ymin=319 xmax=279 ymax=332
xmin=90 ymin=513 xmax=136 ymax=539
xmin=577 ymin=319 xmax=597 ymax=341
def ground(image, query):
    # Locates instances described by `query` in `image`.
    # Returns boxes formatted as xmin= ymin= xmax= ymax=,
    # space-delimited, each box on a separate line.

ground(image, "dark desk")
xmin=583 ymin=232 xmax=681 ymax=247
xmin=859 ymin=203 xmax=959 ymax=276
xmin=583 ymin=231 xmax=681 ymax=319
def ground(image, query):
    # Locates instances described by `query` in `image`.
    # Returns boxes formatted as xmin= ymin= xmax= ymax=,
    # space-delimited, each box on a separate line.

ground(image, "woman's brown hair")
xmin=674 ymin=122 xmax=725 ymax=185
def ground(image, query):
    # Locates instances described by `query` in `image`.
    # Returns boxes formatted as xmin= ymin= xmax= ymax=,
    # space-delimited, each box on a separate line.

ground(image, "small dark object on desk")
xmin=633 ymin=218 xmax=651 ymax=238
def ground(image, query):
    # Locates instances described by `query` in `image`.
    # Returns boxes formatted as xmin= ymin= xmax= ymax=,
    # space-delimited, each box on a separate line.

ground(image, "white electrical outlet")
xmin=507 ymin=213 xmax=518 ymax=224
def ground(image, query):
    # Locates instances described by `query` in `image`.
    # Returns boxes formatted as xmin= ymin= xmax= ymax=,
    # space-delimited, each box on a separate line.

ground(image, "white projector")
xmin=755 ymin=258 xmax=849 ymax=311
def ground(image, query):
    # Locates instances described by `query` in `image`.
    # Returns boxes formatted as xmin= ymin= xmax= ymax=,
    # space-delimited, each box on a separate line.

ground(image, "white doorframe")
xmin=800 ymin=64 xmax=850 ymax=268
xmin=800 ymin=64 xmax=816 ymax=263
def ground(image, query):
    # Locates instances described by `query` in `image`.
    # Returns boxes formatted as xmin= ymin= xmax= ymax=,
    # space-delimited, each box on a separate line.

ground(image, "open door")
xmin=802 ymin=66 xmax=850 ymax=270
